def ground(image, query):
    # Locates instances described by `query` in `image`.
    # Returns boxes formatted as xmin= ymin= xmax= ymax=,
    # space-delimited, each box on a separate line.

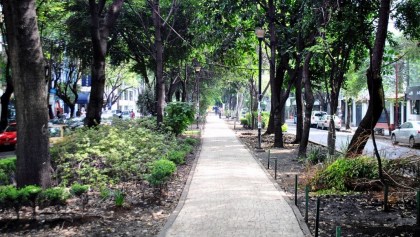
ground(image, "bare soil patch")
xmin=229 ymin=119 xmax=420 ymax=237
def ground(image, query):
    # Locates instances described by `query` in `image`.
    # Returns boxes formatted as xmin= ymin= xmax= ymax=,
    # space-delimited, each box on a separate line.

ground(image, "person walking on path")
xmin=159 ymin=114 xmax=309 ymax=237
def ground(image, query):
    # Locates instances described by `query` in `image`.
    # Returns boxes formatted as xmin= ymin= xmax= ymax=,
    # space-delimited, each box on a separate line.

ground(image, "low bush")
xmin=311 ymin=157 xmax=380 ymax=192
xmin=38 ymin=187 xmax=70 ymax=208
xmin=70 ymin=183 xmax=89 ymax=197
xmin=164 ymin=102 xmax=195 ymax=136
xmin=184 ymin=137 xmax=199 ymax=146
xmin=240 ymin=117 xmax=248 ymax=126
xmin=50 ymin=118 xmax=180 ymax=188
xmin=147 ymin=159 xmax=176 ymax=186
xmin=166 ymin=150 xmax=186 ymax=165
xmin=0 ymin=157 xmax=16 ymax=185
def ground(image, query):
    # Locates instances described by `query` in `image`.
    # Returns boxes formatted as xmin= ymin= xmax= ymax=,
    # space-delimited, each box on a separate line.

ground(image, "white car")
xmin=316 ymin=115 xmax=342 ymax=131
xmin=391 ymin=121 xmax=420 ymax=148
xmin=310 ymin=111 xmax=327 ymax=127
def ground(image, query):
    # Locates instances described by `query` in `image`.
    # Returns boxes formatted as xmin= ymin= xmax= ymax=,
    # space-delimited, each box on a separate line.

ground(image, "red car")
xmin=0 ymin=123 xmax=17 ymax=147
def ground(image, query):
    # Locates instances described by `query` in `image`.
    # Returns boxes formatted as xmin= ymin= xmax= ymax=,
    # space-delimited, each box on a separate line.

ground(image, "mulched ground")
xmin=229 ymin=119 xmax=420 ymax=237
xmin=0 ymin=137 xmax=199 ymax=237
xmin=2 ymin=119 xmax=420 ymax=237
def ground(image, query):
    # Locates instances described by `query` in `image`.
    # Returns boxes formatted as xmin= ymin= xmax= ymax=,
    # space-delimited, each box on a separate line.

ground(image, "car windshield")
xmin=5 ymin=124 xmax=16 ymax=132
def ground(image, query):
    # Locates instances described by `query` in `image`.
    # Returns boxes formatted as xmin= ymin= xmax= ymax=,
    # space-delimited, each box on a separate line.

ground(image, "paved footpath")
xmin=159 ymin=114 xmax=310 ymax=237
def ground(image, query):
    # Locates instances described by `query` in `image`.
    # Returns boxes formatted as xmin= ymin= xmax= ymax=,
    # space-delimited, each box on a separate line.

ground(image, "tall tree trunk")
xmin=0 ymin=59 xmax=13 ymax=131
xmin=3 ymin=0 xmax=51 ymax=188
xmin=152 ymin=0 xmax=165 ymax=125
xmin=346 ymin=98 xmax=352 ymax=130
xmin=346 ymin=0 xmax=390 ymax=157
xmin=86 ymin=0 xmax=124 ymax=127
xmin=293 ymin=68 xmax=303 ymax=144
xmin=298 ymin=52 xmax=314 ymax=157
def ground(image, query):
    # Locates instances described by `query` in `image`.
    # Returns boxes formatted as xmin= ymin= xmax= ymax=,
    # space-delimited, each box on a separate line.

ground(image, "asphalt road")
xmin=0 ymin=148 xmax=15 ymax=159
xmin=286 ymin=122 xmax=420 ymax=159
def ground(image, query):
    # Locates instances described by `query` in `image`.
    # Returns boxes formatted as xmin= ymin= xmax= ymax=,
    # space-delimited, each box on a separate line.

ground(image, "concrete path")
xmin=159 ymin=114 xmax=309 ymax=237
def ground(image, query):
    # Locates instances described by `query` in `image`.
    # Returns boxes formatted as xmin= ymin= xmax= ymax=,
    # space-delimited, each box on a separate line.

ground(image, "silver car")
xmin=391 ymin=121 xmax=420 ymax=148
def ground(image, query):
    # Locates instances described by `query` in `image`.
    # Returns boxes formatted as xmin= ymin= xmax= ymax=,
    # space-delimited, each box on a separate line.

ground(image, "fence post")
xmin=336 ymin=226 xmax=341 ymax=237
xmin=274 ymin=158 xmax=278 ymax=180
xmin=305 ymin=185 xmax=309 ymax=222
xmin=295 ymin=175 xmax=298 ymax=206
xmin=267 ymin=149 xmax=271 ymax=169
xmin=315 ymin=197 xmax=320 ymax=237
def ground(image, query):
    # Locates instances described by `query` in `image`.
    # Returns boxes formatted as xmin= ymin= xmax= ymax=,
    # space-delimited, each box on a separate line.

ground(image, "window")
xmin=129 ymin=91 xmax=133 ymax=101
xmin=124 ymin=91 xmax=128 ymax=100
xmin=411 ymin=100 xmax=420 ymax=115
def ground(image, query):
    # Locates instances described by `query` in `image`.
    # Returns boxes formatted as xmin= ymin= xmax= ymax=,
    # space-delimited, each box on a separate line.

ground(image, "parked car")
xmin=310 ymin=111 xmax=327 ymax=127
xmin=316 ymin=115 xmax=342 ymax=131
xmin=391 ymin=121 xmax=420 ymax=148
xmin=0 ymin=123 xmax=17 ymax=148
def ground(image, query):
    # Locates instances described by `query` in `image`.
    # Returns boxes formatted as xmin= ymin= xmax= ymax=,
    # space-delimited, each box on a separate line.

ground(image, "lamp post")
xmin=194 ymin=62 xmax=201 ymax=129
xmin=255 ymin=27 xmax=265 ymax=149
xmin=395 ymin=62 xmax=399 ymax=128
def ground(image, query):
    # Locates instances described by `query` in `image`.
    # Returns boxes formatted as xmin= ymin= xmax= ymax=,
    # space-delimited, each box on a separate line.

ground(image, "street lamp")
xmin=194 ymin=61 xmax=201 ymax=129
xmin=255 ymin=27 xmax=265 ymax=149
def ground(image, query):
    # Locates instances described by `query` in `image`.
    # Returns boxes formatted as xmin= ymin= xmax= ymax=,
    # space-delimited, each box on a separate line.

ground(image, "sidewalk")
xmin=159 ymin=114 xmax=310 ymax=237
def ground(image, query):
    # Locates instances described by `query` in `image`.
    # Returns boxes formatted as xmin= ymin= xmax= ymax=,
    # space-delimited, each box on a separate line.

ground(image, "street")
xmin=286 ymin=121 xmax=420 ymax=159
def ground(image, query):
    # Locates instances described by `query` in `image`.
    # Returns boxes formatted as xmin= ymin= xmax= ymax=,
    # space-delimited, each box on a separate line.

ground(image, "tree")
xmin=3 ymin=0 xmax=51 ymax=188
xmin=104 ymin=62 xmax=139 ymax=109
xmin=346 ymin=0 xmax=391 ymax=156
xmin=85 ymin=0 xmax=124 ymax=127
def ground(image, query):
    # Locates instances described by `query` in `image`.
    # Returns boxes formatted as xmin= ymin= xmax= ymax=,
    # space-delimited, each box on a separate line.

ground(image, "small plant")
xmin=166 ymin=150 xmax=186 ymax=165
xmin=70 ymin=182 xmax=90 ymax=211
xmin=307 ymin=148 xmax=326 ymax=165
xmin=0 ymin=185 xmax=21 ymax=219
xmin=113 ymin=189 xmax=125 ymax=207
xmin=100 ymin=187 xmax=111 ymax=201
xmin=19 ymin=185 xmax=42 ymax=217
xmin=184 ymin=137 xmax=198 ymax=146
xmin=0 ymin=157 xmax=16 ymax=185
xmin=38 ymin=187 xmax=70 ymax=210
xmin=147 ymin=159 xmax=176 ymax=187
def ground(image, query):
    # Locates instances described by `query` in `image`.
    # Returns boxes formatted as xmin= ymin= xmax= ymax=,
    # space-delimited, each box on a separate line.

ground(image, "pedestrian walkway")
xmin=159 ymin=114 xmax=309 ymax=237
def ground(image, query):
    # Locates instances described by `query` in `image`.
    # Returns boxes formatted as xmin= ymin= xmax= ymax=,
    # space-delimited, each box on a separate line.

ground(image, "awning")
xmin=406 ymin=86 xmax=420 ymax=100
xmin=77 ymin=92 xmax=90 ymax=104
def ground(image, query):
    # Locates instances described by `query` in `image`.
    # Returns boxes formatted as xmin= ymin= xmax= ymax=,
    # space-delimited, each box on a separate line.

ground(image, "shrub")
xmin=113 ymin=189 xmax=125 ymax=207
xmin=240 ymin=117 xmax=248 ymax=127
xmin=184 ymin=137 xmax=199 ymax=146
xmin=70 ymin=183 xmax=89 ymax=197
xmin=261 ymin=112 xmax=270 ymax=128
xmin=164 ymin=102 xmax=195 ymax=136
xmin=281 ymin=123 xmax=288 ymax=132
xmin=166 ymin=150 xmax=186 ymax=165
xmin=0 ymin=157 xmax=16 ymax=185
xmin=38 ymin=187 xmax=70 ymax=208
xmin=147 ymin=159 xmax=176 ymax=186
xmin=311 ymin=157 xmax=379 ymax=192
xmin=50 ymin=119 xmax=179 ymax=188
xmin=19 ymin=185 xmax=42 ymax=217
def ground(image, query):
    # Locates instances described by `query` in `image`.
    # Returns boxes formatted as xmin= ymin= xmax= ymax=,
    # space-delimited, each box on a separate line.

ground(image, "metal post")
xmin=295 ymin=175 xmax=298 ymax=206
xmin=384 ymin=184 xmax=389 ymax=212
xmin=196 ymin=75 xmax=200 ymax=129
xmin=274 ymin=158 xmax=277 ymax=180
xmin=315 ymin=198 xmax=320 ymax=237
xmin=267 ymin=150 xmax=271 ymax=169
xmin=257 ymin=37 xmax=262 ymax=149
xmin=417 ymin=190 xmax=419 ymax=226
xmin=336 ymin=226 xmax=341 ymax=237
xmin=305 ymin=185 xmax=309 ymax=222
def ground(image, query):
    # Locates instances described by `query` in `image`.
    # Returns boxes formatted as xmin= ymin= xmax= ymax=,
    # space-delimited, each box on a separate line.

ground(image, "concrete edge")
xmin=233 ymin=128 xmax=312 ymax=237
xmin=157 ymin=128 xmax=204 ymax=237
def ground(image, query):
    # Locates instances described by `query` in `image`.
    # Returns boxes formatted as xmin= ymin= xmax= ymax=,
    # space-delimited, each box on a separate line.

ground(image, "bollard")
xmin=417 ymin=190 xmax=420 ymax=226
xmin=274 ymin=158 xmax=278 ymax=180
xmin=384 ymin=184 xmax=389 ymax=212
xmin=315 ymin=197 xmax=320 ymax=237
xmin=305 ymin=185 xmax=309 ymax=223
xmin=295 ymin=175 xmax=298 ymax=206
xmin=336 ymin=226 xmax=341 ymax=237
xmin=267 ymin=150 xmax=271 ymax=169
